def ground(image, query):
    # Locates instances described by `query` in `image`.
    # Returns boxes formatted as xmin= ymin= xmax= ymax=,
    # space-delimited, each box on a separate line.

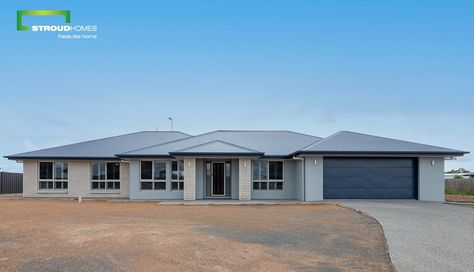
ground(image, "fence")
xmin=445 ymin=179 xmax=474 ymax=194
xmin=0 ymin=172 xmax=23 ymax=194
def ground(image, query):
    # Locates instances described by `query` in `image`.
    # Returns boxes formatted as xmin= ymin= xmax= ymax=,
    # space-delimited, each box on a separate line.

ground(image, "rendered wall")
xmin=418 ymin=157 xmax=445 ymax=202
xmin=304 ymin=156 xmax=323 ymax=201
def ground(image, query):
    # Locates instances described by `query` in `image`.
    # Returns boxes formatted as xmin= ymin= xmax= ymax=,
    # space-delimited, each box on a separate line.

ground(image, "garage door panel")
xmin=324 ymin=177 xmax=415 ymax=188
xmin=324 ymin=167 xmax=414 ymax=179
xmin=324 ymin=158 xmax=414 ymax=168
xmin=323 ymin=158 xmax=417 ymax=199
xmin=324 ymin=188 xmax=415 ymax=199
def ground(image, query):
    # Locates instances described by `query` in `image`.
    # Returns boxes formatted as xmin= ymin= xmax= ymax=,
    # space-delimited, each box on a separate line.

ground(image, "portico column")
xmin=183 ymin=158 xmax=196 ymax=200
xmin=239 ymin=158 xmax=251 ymax=200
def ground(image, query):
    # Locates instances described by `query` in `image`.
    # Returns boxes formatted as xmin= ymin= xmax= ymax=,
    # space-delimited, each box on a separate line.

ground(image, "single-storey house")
xmin=4 ymin=130 xmax=468 ymax=202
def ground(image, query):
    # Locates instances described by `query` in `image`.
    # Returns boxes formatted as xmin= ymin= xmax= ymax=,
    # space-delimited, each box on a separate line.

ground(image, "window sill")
xmin=90 ymin=190 xmax=121 ymax=194
xmin=37 ymin=190 xmax=68 ymax=194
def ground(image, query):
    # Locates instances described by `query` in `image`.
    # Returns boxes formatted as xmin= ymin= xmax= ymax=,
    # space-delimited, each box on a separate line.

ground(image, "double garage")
xmin=323 ymin=158 xmax=418 ymax=199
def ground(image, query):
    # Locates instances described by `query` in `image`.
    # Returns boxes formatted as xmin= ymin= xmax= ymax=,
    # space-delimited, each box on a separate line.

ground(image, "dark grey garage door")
xmin=323 ymin=158 xmax=417 ymax=199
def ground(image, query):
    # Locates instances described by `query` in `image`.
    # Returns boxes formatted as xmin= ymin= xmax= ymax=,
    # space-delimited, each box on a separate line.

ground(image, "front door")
xmin=212 ymin=163 xmax=225 ymax=196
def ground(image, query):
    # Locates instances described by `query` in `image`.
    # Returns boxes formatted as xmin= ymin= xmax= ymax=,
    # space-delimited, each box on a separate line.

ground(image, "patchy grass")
xmin=445 ymin=188 xmax=474 ymax=196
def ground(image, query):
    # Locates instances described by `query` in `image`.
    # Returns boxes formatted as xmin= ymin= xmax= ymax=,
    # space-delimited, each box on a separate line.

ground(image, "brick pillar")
xmin=183 ymin=158 xmax=196 ymax=200
xmin=239 ymin=158 xmax=251 ymax=200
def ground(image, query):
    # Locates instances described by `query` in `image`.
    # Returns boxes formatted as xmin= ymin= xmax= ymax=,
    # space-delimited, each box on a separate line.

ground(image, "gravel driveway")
xmin=335 ymin=200 xmax=474 ymax=272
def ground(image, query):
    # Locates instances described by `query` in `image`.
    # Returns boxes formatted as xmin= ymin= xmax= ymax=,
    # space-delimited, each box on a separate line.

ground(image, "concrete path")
xmin=334 ymin=200 xmax=474 ymax=272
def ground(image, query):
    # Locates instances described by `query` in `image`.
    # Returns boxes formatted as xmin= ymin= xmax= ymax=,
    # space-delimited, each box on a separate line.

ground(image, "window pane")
xmin=48 ymin=181 xmax=54 ymax=189
xmin=115 ymin=182 xmax=120 ymax=189
xmin=107 ymin=182 xmax=115 ymax=189
xmin=154 ymin=161 xmax=166 ymax=180
xmin=225 ymin=162 xmax=231 ymax=178
xmin=154 ymin=182 xmax=166 ymax=190
xmin=62 ymin=163 xmax=68 ymax=180
xmin=107 ymin=162 xmax=120 ymax=180
xmin=99 ymin=182 xmax=106 ymax=189
xmin=91 ymin=182 xmax=99 ymax=189
xmin=99 ymin=163 xmax=105 ymax=180
xmin=54 ymin=162 xmax=68 ymax=180
xmin=276 ymin=182 xmax=283 ymax=190
xmin=39 ymin=162 xmax=53 ymax=179
xmin=179 ymin=181 xmax=184 ymax=190
xmin=178 ymin=161 xmax=184 ymax=181
xmin=91 ymin=163 xmax=100 ymax=180
xmin=141 ymin=161 xmax=152 ymax=179
xmin=269 ymin=182 xmax=276 ymax=190
xmin=39 ymin=181 xmax=48 ymax=189
xmin=260 ymin=182 xmax=267 ymax=190
xmin=269 ymin=161 xmax=283 ymax=180
xmin=171 ymin=161 xmax=178 ymax=180
xmin=63 ymin=182 xmax=68 ymax=189
xmin=171 ymin=181 xmax=178 ymax=190
xmin=252 ymin=161 xmax=267 ymax=180
xmin=55 ymin=181 xmax=63 ymax=189
xmin=141 ymin=182 xmax=152 ymax=190
xmin=253 ymin=182 xmax=259 ymax=190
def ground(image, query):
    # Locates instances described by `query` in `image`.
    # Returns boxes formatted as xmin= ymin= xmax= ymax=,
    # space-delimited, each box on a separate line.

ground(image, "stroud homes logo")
xmin=17 ymin=10 xmax=98 ymax=40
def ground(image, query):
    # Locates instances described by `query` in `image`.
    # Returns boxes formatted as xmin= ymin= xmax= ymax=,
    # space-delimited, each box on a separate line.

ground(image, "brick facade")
xmin=183 ymin=158 xmax=196 ymax=200
xmin=22 ymin=160 xmax=129 ymax=198
xmin=238 ymin=158 xmax=251 ymax=200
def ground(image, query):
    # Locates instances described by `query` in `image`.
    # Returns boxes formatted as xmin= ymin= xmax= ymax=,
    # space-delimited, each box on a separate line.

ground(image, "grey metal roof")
xmin=119 ymin=130 xmax=322 ymax=158
xmin=5 ymin=130 xmax=467 ymax=160
xmin=297 ymin=131 xmax=468 ymax=155
xmin=5 ymin=131 xmax=190 ymax=160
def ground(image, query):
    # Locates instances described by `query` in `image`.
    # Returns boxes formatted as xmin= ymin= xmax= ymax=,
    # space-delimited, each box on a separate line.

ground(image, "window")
xmin=252 ymin=160 xmax=283 ymax=190
xmin=140 ymin=161 xmax=167 ymax=190
xmin=269 ymin=161 xmax=283 ymax=180
xmin=91 ymin=162 xmax=120 ymax=190
xmin=171 ymin=160 xmax=184 ymax=190
xmin=252 ymin=160 xmax=267 ymax=180
xmin=39 ymin=162 xmax=68 ymax=190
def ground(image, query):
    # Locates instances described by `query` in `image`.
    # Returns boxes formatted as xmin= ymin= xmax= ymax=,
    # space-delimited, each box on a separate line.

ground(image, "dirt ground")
xmin=446 ymin=194 xmax=474 ymax=203
xmin=0 ymin=199 xmax=394 ymax=272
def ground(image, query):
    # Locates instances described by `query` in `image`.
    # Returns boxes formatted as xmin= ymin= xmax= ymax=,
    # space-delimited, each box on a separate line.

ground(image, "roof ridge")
xmin=214 ymin=129 xmax=321 ymax=138
xmin=172 ymin=139 xmax=260 ymax=153
xmin=300 ymin=131 xmax=345 ymax=151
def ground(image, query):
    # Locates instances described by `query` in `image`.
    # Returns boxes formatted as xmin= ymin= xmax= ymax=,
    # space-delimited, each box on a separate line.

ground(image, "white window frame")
xmin=252 ymin=160 xmax=284 ymax=191
xmin=90 ymin=161 xmax=121 ymax=191
xmin=38 ymin=161 xmax=68 ymax=191
xmin=139 ymin=160 xmax=167 ymax=191
xmin=171 ymin=160 xmax=184 ymax=191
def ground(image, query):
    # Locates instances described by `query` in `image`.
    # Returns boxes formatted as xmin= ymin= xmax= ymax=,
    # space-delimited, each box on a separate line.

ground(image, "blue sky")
xmin=0 ymin=0 xmax=473 ymax=172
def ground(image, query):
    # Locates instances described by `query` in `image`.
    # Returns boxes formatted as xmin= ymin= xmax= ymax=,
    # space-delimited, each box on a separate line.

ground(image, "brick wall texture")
xmin=183 ymin=158 xmax=196 ymax=200
xmin=23 ymin=160 xmax=129 ymax=198
xmin=238 ymin=158 xmax=251 ymax=200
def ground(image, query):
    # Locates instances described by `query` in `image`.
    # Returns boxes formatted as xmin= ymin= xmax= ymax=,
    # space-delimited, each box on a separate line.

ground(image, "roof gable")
xmin=169 ymin=140 xmax=263 ymax=157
